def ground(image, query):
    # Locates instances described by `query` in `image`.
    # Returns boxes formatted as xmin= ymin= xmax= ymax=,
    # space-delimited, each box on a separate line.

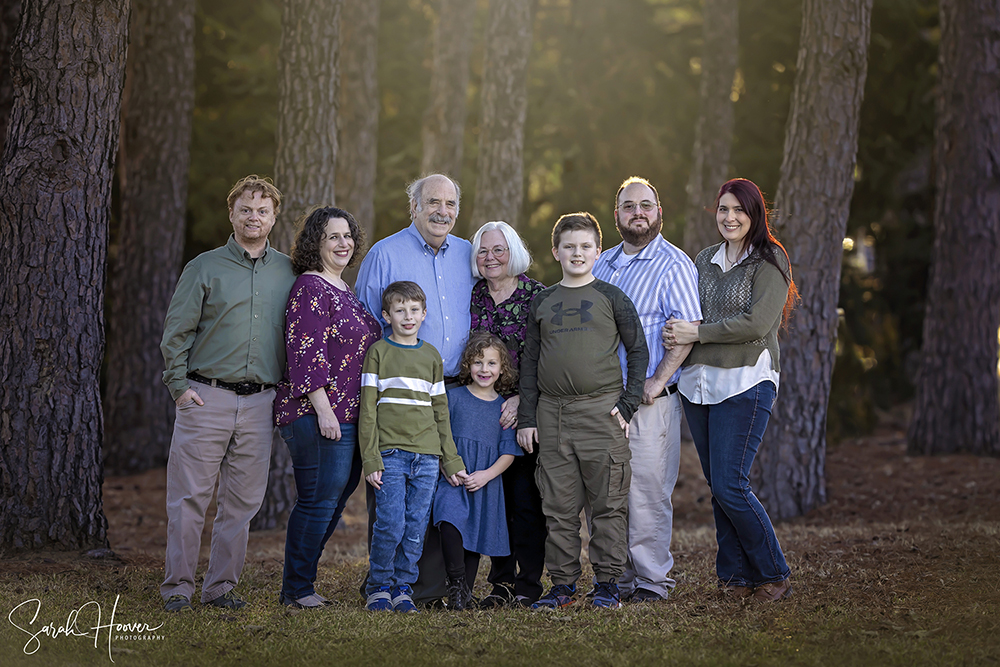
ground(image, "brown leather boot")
xmin=720 ymin=585 xmax=754 ymax=600
xmin=753 ymin=578 xmax=793 ymax=602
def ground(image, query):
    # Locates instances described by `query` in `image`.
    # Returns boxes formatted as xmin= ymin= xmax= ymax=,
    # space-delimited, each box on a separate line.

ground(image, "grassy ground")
xmin=1 ymin=433 xmax=998 ymax=666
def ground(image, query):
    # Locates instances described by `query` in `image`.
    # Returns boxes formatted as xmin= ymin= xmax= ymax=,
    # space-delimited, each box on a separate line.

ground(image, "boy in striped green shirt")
xmin=359 ymin=281 xmax=466 ymax=611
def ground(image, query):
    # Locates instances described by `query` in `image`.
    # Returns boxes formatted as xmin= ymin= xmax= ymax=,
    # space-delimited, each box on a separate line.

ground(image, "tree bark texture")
xmin=0 ymin=0 xmax=128 ymax=554
xmin=469 ymin=0 xmax=534 ymax=231
xmin=908 ymin=0 xmax=1000 ymax=456
xmin=683 ymin=0 xmax=738 ymax=259
xmin=0 ymin=0 xmax=20 ymax=156
xmin=761 ymin=0 xmax=873 ymax=521
xmin=104 ymin=0 xmax=196 ymax=476
xmin=336 ymin=0 xmax=380 ymax=254
xmin=259 ymin=0 xmax=344 ymax=530
xmin=419 ymin=0 xmax=476 ymax=179
xmin=272 ymin=0 xmax=343 ymax=253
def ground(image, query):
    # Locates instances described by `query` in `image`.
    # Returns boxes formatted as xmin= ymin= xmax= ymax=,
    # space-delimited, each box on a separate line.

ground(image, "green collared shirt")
xmin=160 ymin=235 xmax=296 ymax=401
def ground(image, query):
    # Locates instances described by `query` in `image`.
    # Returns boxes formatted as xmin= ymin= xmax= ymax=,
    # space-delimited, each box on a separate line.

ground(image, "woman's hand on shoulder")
xmin=500 ymin=394 xmax=520 ymax=429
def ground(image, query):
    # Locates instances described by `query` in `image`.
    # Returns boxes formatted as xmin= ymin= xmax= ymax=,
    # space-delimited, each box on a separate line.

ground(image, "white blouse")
xmin=679 ymin=243 xmax=780 ymax=406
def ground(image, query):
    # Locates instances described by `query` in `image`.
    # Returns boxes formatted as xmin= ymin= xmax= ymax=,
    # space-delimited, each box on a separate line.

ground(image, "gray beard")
xmin=618 ymin=215 xmax=662 ymax=247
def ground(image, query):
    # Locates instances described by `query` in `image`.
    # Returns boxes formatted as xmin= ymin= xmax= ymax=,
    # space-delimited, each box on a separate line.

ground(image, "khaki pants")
xmin=535 ymin=392 xmax=630 ymax=585
xmin=619 ymin=391 xmax=682 ymax=597
xmin=160 ymin=382 xmax=275 ymax=603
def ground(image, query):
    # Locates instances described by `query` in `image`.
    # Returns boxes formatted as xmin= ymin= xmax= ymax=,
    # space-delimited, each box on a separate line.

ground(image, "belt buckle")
xmin=234 ymin=381 xmax=258 ymax=396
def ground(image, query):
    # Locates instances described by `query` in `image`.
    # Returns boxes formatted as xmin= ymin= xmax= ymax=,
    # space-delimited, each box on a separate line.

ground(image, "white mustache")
xmin=429 ymin=214 xmax=451 ymax=223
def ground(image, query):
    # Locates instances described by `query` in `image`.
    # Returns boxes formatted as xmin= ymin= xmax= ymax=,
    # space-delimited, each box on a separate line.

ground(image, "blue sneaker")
xmin=366 ymin=586 xmax=392 ymax=611
xmin=531 ymin=584 xmax=577 ymax=611
xmin=391 ymin=585 xmax=419 ymax=613
xmin=591 ymin=580 xmax=621 ymax=609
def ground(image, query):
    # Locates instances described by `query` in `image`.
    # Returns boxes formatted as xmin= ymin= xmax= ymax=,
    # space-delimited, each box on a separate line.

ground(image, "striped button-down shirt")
xmin=593 ymin=234 xmax=702 ymax=385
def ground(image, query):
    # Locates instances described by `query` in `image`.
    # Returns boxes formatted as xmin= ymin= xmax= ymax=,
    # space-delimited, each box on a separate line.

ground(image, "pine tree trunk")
xmin=336 ymin=0 xmax=380 ymax=283
xmin=420 ymin=0 xmax=476 ymax=178
xmin=272 ymin=0 xmax=343 ymax=252
xmin=104 ymin=0 xmax=196 ymax=476
xmin=907 ymin=0 xmax=1000 ymax=456
xmin=759 ymin=0 xmax=873 ymax=521
xmin=0 ymin=0 xmax=19 ymax=155
xmin=0 ymin=0 xmax=128 ymax=555
xmin=258 ymin=0 xmax=344 ymax=530
xmin=683 ymin=0 xmax=738 ymax=259
xmin=469 ymin=0 xmax=534 ymax=231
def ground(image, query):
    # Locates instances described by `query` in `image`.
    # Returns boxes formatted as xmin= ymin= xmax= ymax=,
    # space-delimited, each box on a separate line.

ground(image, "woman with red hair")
xmin=665 ymin=178 xmax=797 ymax=602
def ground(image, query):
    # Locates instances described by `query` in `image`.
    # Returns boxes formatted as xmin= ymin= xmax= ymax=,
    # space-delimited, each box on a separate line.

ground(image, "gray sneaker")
xmin=164 ymin=594 xmax=193 ymax=613
xmin=206 ymin=590 xmax=246 ymax=610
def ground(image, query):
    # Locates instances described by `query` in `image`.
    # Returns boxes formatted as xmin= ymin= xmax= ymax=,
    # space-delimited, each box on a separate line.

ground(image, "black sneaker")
xmin=163 ymin=594 xmax=193 ymax=613
xmin=628 ymin=587 xmax=665 ymax=603
xmin=478 ymin=583 xmax=515 ymax=609
xmin=206 ymin=590 xmax=246 ymax=610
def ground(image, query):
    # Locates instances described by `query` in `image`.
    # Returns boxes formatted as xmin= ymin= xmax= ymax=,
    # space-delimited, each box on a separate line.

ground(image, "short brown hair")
xmin=551 ymin=211 xmax=602 ymax=248
xmin=227 ymin=175 xmax=282 ymax=212
xmin=615 ymin=176 xmax=660 ymax=208
xmin=290 ymin=206 xmax=367 ymax=275
xmin=381 ymin=281 xmax=426 ymax=314
xmin=458 ymin=331 xmax=518 ymax=395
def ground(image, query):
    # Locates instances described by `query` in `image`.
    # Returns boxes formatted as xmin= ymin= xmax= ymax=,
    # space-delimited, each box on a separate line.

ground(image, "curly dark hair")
xmin=290 ymin=206 xmax=366 ymax=275
xmin=458 ymin=331 xmax=518 ymax=396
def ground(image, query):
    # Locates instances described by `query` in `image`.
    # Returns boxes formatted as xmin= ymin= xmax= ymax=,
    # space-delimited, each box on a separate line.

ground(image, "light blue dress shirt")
xmin=593 ymin=234 xmax=702 ymax=385
xmin=355 ymin=223 xmax=475 ymax=377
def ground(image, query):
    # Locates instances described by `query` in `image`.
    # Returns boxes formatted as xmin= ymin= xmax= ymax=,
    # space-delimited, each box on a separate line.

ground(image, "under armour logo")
xmin=550 ymin=300 xmax=593 ymax=325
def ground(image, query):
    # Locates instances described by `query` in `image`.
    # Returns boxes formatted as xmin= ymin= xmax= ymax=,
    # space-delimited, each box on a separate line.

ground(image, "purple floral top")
xmin=274 ymin=274 xmax=382 ymax=427
xmin=470 ymin=273 xmax=545 ymax=371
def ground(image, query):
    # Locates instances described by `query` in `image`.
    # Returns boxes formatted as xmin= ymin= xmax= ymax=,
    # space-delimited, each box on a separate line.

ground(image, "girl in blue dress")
xmin=434 ymin=331 xmax=522 ymax=611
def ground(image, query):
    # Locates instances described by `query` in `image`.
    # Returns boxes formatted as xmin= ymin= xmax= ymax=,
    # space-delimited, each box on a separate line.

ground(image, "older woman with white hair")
xmin=468 ymin=220 xmax=547 ymax=609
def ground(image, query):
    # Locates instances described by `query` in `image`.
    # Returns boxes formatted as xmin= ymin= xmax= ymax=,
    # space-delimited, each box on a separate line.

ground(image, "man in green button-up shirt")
xmin=159 ymin=175 xmax=295 ymax=613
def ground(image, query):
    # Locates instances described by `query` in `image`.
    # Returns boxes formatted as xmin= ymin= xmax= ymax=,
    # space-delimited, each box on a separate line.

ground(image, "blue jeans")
xmin=682 ymin=381 xmax=790 ymax=587
xmin=279 ymin=415 xmax=362 ymax=599
xmin=366 ymin=449 xmax=439 ymax=594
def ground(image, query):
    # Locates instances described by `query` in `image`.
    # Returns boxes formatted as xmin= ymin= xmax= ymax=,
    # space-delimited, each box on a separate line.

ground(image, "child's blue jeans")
xmin=366 ymin=449 xmax=439 ymax=594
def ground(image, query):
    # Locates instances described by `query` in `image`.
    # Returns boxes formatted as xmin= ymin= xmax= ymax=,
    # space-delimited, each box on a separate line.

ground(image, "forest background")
xmin=1 ymin=1 xmax=999 ymax=664
xmin=183 ymin=0 xmax=934 ymax=440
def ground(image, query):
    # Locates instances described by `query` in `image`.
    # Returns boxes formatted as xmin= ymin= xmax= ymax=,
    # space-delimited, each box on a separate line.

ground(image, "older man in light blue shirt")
xmin=355 ymin=173 xmax=475 ymax=607
xmin=592 ymin=176 xmax=702 ymax=604
xmin=355 ymin=174 xmax=475 ymax=378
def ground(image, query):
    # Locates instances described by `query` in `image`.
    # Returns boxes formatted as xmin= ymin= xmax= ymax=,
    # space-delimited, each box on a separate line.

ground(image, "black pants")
xmin=439 ymin=521 xmax=481 ymax=585
xmin=486 ymin=450 xmax=547 ymax=602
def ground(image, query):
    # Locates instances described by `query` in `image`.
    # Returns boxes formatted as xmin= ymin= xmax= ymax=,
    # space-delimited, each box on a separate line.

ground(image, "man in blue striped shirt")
xmin=592 ymin=176 xmax=702 ymax=603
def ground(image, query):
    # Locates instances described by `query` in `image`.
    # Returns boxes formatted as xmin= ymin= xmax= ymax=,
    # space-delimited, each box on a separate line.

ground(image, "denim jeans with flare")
xmin=682 ymin=381 xmax=790 ymax=587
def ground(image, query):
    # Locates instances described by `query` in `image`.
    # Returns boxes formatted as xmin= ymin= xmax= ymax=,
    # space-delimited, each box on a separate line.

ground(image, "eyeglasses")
xmin=477 ymin=246 xmax=509 ymax=258
xmin=618 ymin=200 xmax=657 ymax=213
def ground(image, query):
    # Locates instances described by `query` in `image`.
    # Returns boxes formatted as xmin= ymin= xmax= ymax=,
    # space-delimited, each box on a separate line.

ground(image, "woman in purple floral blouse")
xmin=468 ymin=221 xmax=548 ymax=608
xmin=273 ymin=206 xmax=382 ymax=609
